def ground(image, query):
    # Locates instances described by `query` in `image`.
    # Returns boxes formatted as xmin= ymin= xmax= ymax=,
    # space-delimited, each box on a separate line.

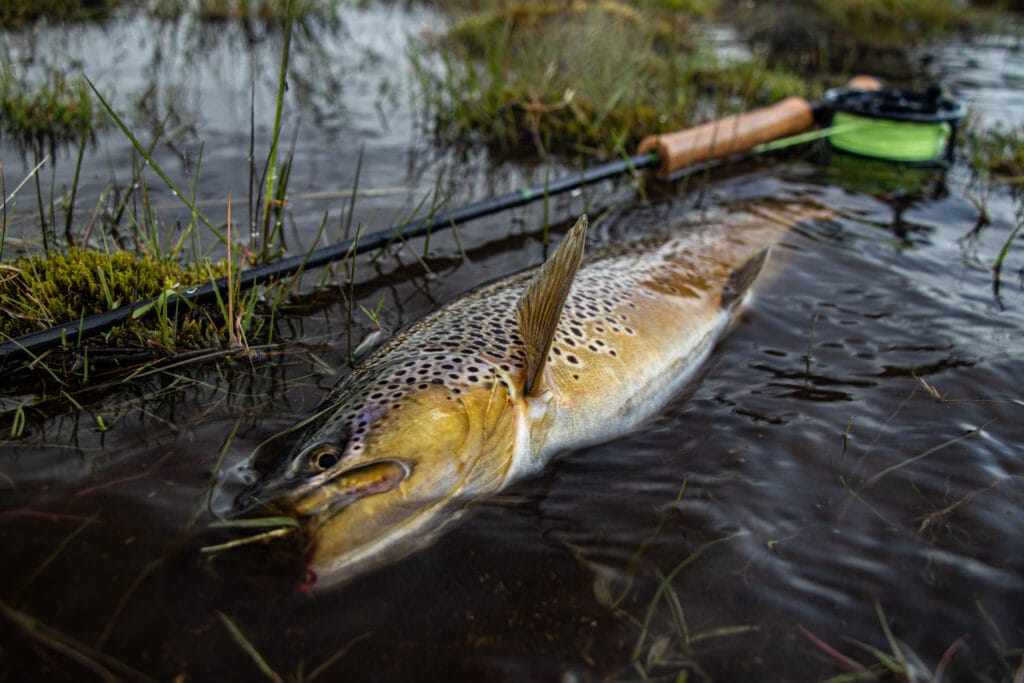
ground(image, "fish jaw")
xmin=239 ymin=360 xmax=527 ymax=588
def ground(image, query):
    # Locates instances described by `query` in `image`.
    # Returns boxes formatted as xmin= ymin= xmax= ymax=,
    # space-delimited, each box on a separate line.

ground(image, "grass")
xmin=734 ymin=0 xmax=979 ymax=80
xmin=412 ymin=0 xmax=812 ymax=158
xmin=149 ymin=0 xmax=342 ymax=23
xmin=0 ymin=0 xmax=340 ymax=25
xmin=218 ymin=611 xmax=373 ymax=683
xmin=0 ymin=598 xmax=154 ymax=682
xmin=0 ymin=65 xmax=102 ymax=154
xmin=0 ymin=0 xmax=121 ymax=27
xmin=0 ymin=248 xmax=231 ymax=348
xmin=628 ymin=532 xmax=756 ymax=681
xmin=0 ymin=0 xmax=331 ymax=380
xmin=959 ymin=120 xmax=1024 ymax=296
xmin=411 ymin=0 xmax=995 ymax=159
xmin=595 ymin=481 xmax=757 ymax=681
xmin=801 ymin=601 xmax=1024 ymax=683
xmin=963 ymin=122 xmax=1024 ymax=185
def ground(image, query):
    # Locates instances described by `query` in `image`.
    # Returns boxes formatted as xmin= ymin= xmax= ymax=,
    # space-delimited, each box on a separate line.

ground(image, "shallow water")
xmin=2 ymin=5 xmax=1024 ymax=682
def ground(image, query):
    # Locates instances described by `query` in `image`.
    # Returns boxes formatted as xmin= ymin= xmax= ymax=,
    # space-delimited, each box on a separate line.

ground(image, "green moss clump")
xmin=0 ymin=249 xmax=234 ymax=350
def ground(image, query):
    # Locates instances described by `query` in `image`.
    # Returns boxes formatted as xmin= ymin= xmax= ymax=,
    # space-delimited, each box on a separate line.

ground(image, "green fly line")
xmin=754 ymin=115 xmax=950 ymax=163
xmin=754 ymin=120 xmax=872 ymax=154
xmin=827 ymin=111 xmax=952 ymax=162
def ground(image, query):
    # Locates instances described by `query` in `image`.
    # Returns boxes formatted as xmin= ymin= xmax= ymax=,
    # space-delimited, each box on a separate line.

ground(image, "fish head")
xmin=238 ymin=354 xmax=521 ymax=586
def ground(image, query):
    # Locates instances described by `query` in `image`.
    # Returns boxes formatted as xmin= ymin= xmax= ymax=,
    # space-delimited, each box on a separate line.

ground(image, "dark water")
xmin=2 ymin=5 xmax=1023 ymax=682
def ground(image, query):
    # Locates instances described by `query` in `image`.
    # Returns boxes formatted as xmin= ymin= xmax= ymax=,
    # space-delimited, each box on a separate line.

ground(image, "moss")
xmin=0 ymin=249 xmax=234 ymax=350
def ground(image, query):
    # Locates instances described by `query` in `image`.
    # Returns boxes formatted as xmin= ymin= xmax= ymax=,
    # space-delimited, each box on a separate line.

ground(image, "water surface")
xmin=1 ymin=5 xmax=1022 ymax=682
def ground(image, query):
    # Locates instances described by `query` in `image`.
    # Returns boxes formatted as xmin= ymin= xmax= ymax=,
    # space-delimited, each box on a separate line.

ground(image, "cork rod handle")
xmin=637 ymin=76 xmax=883 ymax=177
xmin=637 ymin=97 xmax=814 ymax=176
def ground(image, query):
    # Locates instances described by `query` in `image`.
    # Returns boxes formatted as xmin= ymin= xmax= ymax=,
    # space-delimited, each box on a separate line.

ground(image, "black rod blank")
xmin=0 ymin=153 xmax=656 ymax=365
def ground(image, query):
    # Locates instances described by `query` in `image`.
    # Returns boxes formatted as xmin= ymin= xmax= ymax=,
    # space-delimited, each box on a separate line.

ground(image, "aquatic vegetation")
xmin=735 ymin=0 xmax=978 ymax=80
xmin=0 ymin=248 xmax=233 ymax=349
xmin=0 ymin=0 xmax=316 ymax=371
xmin=412 ymin=0 xmax=812 ymax=157
xmin=963 ymin=122 xmax=1024 ymax=183
xmin=0 ymin=65 xmax=100 ymax=153
xmin=628 ymin=533 xmax=755 ymax=680
xmin=801 ymin=601 xmax=1024 ymax=683
xmin=957 ymin=120 xmax=1024 ymax=296
xmin=0 ymin=0 xmax=121 ymax=26
xmin=149 ymin=0 xmax=342 ymax=23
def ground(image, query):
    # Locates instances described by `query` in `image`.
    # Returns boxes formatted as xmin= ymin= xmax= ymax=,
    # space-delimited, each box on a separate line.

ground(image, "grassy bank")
xmin=0 ymin=249 xmax=232 ymax=349
xmin=0 ymin=67 xmax=100 ymax=153
xmin=0 ymin=0 xmax=310 ymax=375
xmin=412 ymin=0 xmax=812 ymax=157
xmin=0 ymin=0 xmax=121 ymax=27
xmin=410 ymin=0 xmax=997 ymax=158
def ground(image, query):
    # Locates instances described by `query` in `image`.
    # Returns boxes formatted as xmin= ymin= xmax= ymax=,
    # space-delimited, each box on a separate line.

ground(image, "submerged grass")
xmin=801 ymin=600 xmax=1024 ymax=683
xmin=218 ymin=610 xmax=371 ymax=683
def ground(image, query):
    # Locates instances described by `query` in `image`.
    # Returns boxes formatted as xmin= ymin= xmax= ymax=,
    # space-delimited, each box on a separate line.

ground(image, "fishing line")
xmin=821 ymin=84 xmax=965 ymax=164
xmin=829 ymin=112 xmax=952 ymax=162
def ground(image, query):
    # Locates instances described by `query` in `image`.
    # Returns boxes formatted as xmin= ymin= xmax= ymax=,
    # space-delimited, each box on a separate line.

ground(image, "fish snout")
xmin=291 ymin=460 xmax=409 ymax=518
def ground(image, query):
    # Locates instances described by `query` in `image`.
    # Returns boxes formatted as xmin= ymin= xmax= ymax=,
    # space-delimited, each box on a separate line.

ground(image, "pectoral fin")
xmin=721 ymin=247 xmax=770 ymax=310
xmin=516 ymin=215 xmax=589 ymax=396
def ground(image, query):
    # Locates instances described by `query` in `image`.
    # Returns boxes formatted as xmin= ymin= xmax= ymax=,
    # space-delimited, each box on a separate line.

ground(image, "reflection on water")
xmin=935 ymin=34 xmax=1024 ymax=130
xmin=3 ymin=6 xmax=1024 ymax=682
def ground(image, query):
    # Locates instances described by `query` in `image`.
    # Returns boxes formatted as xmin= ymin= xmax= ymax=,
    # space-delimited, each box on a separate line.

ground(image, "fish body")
xmin=241 ymin=202 xmax=826 ymax=587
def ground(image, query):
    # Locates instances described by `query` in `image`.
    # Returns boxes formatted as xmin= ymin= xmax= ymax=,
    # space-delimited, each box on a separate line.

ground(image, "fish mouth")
xmin=292 ymin=460 xmax=409 ymax=519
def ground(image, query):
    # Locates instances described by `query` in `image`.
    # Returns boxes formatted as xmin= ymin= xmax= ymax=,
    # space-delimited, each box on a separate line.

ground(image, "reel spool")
xmin=821 ymin=85 xmax=966 ymax=165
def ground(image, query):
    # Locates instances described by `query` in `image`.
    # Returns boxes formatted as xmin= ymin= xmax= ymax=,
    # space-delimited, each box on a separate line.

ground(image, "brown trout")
xmin=240 ymin=201 xmax=828 ymax=587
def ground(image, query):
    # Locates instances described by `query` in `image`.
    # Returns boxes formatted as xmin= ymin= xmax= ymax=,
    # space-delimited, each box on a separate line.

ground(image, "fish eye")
xmin=309 ymin=446 xmax=341 ymax=472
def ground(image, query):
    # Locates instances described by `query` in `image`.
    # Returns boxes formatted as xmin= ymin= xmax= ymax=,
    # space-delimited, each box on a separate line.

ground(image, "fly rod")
xmin=8 ymin=75 xmax=959 ymax=367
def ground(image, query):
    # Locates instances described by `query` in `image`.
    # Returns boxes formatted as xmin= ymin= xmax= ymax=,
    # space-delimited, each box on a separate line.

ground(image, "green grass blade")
xmin=84 ymin=77 xmax=226 ymax=244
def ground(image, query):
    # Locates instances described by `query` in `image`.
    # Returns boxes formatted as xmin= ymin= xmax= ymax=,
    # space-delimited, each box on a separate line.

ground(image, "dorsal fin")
xmin=516 ymin=215 xmax=589 ymax=396
xmin=721 ymin=247 xmax=769 ymax=310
